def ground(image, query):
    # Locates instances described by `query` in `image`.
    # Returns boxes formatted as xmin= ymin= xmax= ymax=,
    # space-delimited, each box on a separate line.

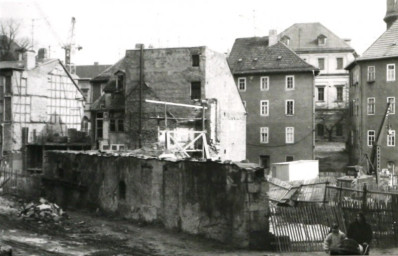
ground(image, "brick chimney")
xmin=23 ymin=50 xmax=36 ymax=70
xmin=269 ymin=29 xmax=278 ymax=46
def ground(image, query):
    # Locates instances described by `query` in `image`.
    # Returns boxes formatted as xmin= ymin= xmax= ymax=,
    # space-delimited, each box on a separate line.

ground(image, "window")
xmin=367 ymin=98 xmax=375 ymax=115
xmin=286 ymin=156 xmax=294 ymax=162
xmin=336 ymin=87 xmax=343 ymax=101
xmin=4 ymin=97 xmax=11 ymax=121
xmin=286 ymin=100 xmax=294 ymax=115
xmin=318 ymin=36 xmax=327 ymax=45
xmin=286 ymin=127 xmax=294 ymax=143
xmin=286 ymin=76 xmax=294 ymax=90
xmin=336 ymin=58 xmax=344 ymax=70
xmin=110 ymin=112 xmax=125 ymax=132
xmin=336 ymin=124 xmax=343 ymax=136
xmin=238 ymin=77 xmax=246 ymax=91
xmin=116 ymin=74 xmax=124 ymax=91
xmin=387 ymin=64 xmax=396 ymax=81
xmin=5 ymin=76 xmax=11 ymax=94
xmin=388 ymin=97 xmax=395 ymax=114
xmin=367 ymin=130 xmax=375 ymax=147
xmin=281 ymin=36 xmax=290 ymax=46
xmin=388 ymin=130 xmax=396 ymax=147
xmin=368 ymin=66 xmax=375 ymax=81
xmin=260 ymin=100 xmax=269 ymax=116
xmin=260 ymin=127 xmax=269 ymax=143
xmin=260 ymin=76 xmax=269 ymax=91
xmin=191 ymin=82 xmax=201 ymax=99
xmin=317 ymin=87 xmax=325 ymax=101
xmin=318 ymin=58 xmax=325 ymax=70
xmin=192 ymin=54 xmax=200 ymax=67
xmin=317 ymin=124 xmax=325 ymax=137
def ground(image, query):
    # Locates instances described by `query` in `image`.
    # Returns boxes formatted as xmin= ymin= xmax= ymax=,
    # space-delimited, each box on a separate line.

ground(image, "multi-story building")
xmin=75 ymin=63 xmax=111 ymax=133
xmin=279 ymin=23 xmax=356 ymax=143
xmin=346 ymin=0 xmax=398 ymax=176
xmin=90 ymin=46 xmax=246 ymax=161
xmin=0 ymin=49 xmax=87 ymax=173
xmin=228 ymin=31 xmax=319 ymax=167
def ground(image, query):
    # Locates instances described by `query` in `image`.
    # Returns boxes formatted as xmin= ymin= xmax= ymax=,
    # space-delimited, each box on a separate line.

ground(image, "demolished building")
xmin=91 ymin=46 xmax=247 ymax=161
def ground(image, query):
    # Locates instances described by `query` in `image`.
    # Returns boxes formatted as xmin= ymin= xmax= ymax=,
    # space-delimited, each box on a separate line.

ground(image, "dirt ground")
xmin=0 ymin=195 xmax=397 ymax=256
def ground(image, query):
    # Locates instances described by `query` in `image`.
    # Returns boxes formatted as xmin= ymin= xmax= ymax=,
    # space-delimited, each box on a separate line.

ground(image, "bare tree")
xmin=0 ymin=19 xmax=31 ymax=61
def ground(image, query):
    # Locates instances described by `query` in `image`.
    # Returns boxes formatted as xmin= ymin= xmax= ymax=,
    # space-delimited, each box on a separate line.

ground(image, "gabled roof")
xmin=358 ymin=20 xmax=398 ymax=61
xmin=91 ymin=58 xmax=125 ymax=82
xmin=75 ymin=64 xmax=111 ymax=80
xmin=228 ymin=39 xmax=318 ymax=74
xmin=278 ymin=23 xmax=355 ymax=53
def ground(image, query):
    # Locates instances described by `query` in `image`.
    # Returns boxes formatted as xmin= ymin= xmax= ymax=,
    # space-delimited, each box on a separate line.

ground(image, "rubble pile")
xmin=19 ymin=198 xmax=66 ymax=222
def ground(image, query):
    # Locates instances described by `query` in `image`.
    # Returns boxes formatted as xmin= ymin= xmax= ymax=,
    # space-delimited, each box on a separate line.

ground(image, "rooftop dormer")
xmin=317 ymin=34 xmax=327 ymax=46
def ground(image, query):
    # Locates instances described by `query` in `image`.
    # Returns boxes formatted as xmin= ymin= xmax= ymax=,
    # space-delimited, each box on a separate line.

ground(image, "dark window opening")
xmin=4 ymin=97 xmax=11 ymax=121
xmin=57 ymin=168 xmax=64 ymax=178
xmin=117 ymin=74 xmax=124 ymax=91
xmin=259 ymin=155 xmax=270 ymax=169
xmin=119 ymin=181 xmax=126 ymax=200
xmin=191 ymin=82 xmax=201 ymax=100
xmin=336 ymin=124 xmax=343 ymax=136
xmin=286 ymin=156 xmax=294 ymax=162
xmin=5 ymin=76 xmax=11 ymax=94
xmin=317 ymin=124 xmax=325 ymax=137
xmin=318 ymin=58 xmax=325 ymax=70
xmin=336 ymin=58 xmax=344 ymax=70
xmin=318 ymin=87 xmax=325 ymax=101
xmin=192 ymin=54 xmax=200 ymax=67
xmin=118 ymin=119 xmax=124 ymax=132
xmin=336 ymin=87 xmax=343 ymax=101
xmin=96 ymin=119 xmax=103 ymax=139
xmin=110 ymin=119 xmax=116 ymax=132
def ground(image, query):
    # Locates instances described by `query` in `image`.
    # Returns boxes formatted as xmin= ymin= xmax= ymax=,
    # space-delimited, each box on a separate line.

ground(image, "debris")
xmin=19 ymin=198 xmax=66 ymax=222
xmin=0 ymin=245 xmax=12 ymax=256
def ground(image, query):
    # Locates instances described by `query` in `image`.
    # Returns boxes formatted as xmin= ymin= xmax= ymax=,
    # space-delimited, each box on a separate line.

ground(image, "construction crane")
xmin=366 ymin=102 xmax=393 ymax=183
xmin=33 ymin=3 xmax=82 ymax=73
xmin=63 ymin=17 xmax=82 ymax=74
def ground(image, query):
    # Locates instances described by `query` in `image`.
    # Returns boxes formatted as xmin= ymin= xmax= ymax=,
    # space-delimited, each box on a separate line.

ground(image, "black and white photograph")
xmin=0 ymin=0 xmax=397 ymax=255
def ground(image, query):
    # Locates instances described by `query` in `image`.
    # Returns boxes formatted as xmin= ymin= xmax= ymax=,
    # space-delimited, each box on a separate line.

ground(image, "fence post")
xmin=362 ymin=183 xmax=368 ymax=212
xmin=339 ymin=182 xmax=343 ymax=206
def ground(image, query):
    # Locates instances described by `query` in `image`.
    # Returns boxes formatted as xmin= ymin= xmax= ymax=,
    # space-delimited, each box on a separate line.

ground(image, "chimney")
xmin=37 ymin=48 xmax=48 ymax=62
xmin=269 ymin=29 xmax=278 ymax=46
xmin=23 ymin=50 xmax=36 ymax=70
xmin=135 ymin=43 xmax=145 ymax=49
xmin=385 ymin=0 xmax=398 ymax=29
xmin=94 ymin=62 xmax=99 ymax=65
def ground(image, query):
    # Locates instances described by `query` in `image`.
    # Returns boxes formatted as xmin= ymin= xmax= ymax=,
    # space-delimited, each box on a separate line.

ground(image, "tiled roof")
xmin=228 ymin=40 xmax=318 ymax=74
xmin=358 ymin=20 xmax=398 ymax=60
xmin=91 ymin=58 xmax=125 ymax=82
xmin=278 ymin=23 xmax=355 ymax=53
xmin=75 ymin=64 xmax=111 ymax=79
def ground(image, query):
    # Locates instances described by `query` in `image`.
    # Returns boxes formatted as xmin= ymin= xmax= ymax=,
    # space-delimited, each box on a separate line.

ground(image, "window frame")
xmin=238 ymin=77 xmax=246 ymax=91
xmin=260 ymin=100 xmax=269 ymax=116
xmin=260 ymin=76 xmax=269 ymax=91
xmin=286 ymin=127 xmax=294 ymax=144
xmin=260 ymin=127 xmax=269 ymax=144
xmin=367 ymin=97 xmax=375 ymax=115
xmin=336 ymin=86 xmax=343 ymax=102
xmin=285 ymin=75 xmax=295 ymax=90
xmin=387 ymin=64 xmax=396 ymax=82
xmin=367 ymin=66 xmax=376 ymax=81
xmin=388 ymin=97 xmax=395 ymax=114
xmin=367 ymin=130 xmax=375 ymax=147
xmin=387 ymin=130 xmax=396 ymax=147
xmin=190 ymin=81 xmax=201 ymax=100
xmin=318 ymin=58 xmax=325 ymax=70
xmin=336 ymin=57 xmax=344 ymax=70
xmin=317 ymin=87 xmax=325 ymax=101
xmin=192 ymin=54 xmax=200 ymax=67
xmin=285 ymin=99 xmax=294 ymax=116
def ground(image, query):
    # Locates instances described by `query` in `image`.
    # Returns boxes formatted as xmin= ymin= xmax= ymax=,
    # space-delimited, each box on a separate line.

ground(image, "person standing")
xmin=323 ymin=223 xmax=347 ymax=255
xmin=347 ymin=212 xmax=373 ymax=255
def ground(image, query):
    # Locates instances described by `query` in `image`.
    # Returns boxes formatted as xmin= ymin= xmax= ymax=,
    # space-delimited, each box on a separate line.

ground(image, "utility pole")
xmin=138 ymin=44 xmax=144 ymax=148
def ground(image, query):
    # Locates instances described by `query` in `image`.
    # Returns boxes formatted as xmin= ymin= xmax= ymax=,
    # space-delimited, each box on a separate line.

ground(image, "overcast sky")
xmin=0 ymin=0 xmax=388 ymax=65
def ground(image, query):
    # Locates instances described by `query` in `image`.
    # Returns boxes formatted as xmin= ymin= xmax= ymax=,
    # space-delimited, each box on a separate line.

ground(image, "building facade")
xmin=228 ymin=31 xmax=319 ymax=167
xmin=0 ymin=50 xmax=87 ymax=172
xmin=347 ymin=1 xmax=398 ymax=177
xmin=279 ymin=23 xmax=356 ymax=143
xmin=91 ymin=46 xmax=246 ymax=161
xmin=75 ymin=63 xmax=111 ymax=133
